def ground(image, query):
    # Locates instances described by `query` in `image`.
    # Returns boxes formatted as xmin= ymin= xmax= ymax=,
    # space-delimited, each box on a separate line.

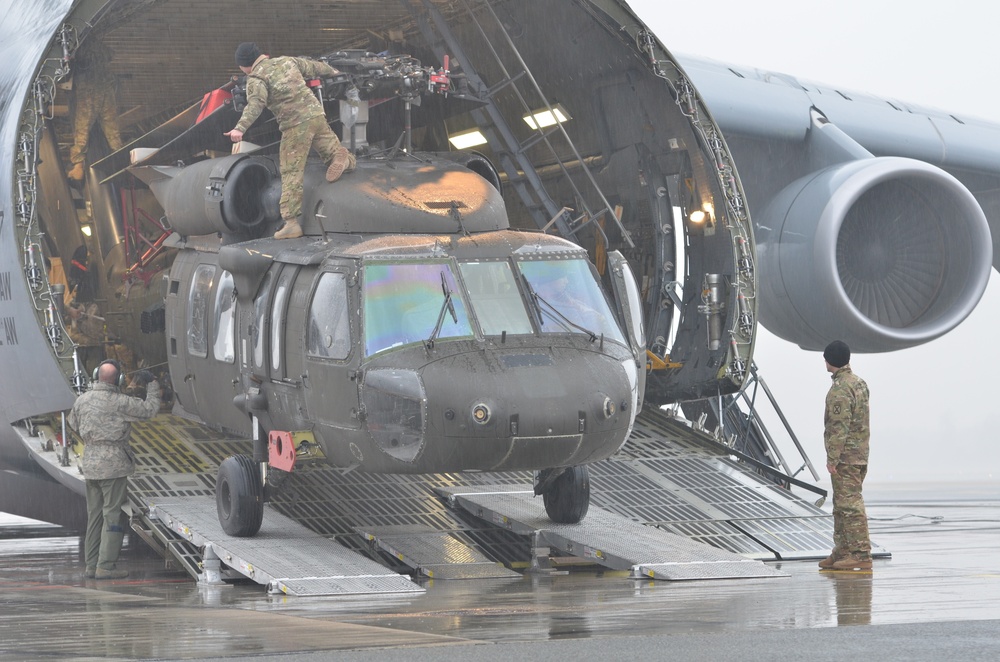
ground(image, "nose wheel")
xmin=216 ymin=454 xmax=264 ymax=536
xmin=535 ymin=466 xmax=591 ymax=524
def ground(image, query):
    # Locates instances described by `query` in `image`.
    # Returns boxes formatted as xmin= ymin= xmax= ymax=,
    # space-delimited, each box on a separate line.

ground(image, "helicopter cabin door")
xmin=262 ymin=264 xmax=311 ymax=431
xmin=302 ymin=269 xmax=361 ymax=432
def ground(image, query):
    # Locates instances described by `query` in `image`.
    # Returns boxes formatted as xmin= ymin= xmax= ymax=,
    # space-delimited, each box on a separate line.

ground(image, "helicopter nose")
xmin=420 ymin=348 xmax=634 ymax=471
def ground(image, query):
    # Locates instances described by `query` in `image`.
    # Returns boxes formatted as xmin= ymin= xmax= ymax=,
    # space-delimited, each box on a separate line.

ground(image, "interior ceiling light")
xmin=523 ymin=104 xmax=571 ymax=130
xmin=448 ymin=129 xmax=488 ymax=150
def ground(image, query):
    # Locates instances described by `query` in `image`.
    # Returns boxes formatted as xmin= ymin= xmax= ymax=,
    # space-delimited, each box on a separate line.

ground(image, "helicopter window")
xmin=186 ymin=264 xmax=215 ymax=359
xmin=252 ymin=271 xmax=273 ymax=370
xmin=518 ymin=258 xmax=627 ymax=344
xmin=307 ymin=272 xmax=351 ymax=360
xmin=212 ymin=270 xmax=236 ymax=364
xmin=458 ymin=261 xmax=532 ymax=336
xmin=271 ymin=270 xmax=294 ymax=373
xmin=363 ymin=261 xmax=472 ymax=356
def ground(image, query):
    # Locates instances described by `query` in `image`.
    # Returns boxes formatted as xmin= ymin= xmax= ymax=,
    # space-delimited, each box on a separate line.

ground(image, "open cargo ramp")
xmin=439 ymin=486 xmax=786 ymax=580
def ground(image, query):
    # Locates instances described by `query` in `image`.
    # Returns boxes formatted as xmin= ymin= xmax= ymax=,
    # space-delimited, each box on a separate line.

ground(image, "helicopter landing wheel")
xmin=541 ymin=465 xmax=591 ymax=524
xmin=216 ymin=454 xmax=264 ymax=537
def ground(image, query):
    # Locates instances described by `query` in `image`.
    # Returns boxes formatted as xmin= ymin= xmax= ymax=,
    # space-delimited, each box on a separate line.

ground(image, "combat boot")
xmin=95 ymin=566 xmax=129 ymax=579
xmin=84 ymin=566 xmax=97 ymax=579
xmin=274 ymin=217 xmax=303 ymax=240
xmin=325 ymin=147 xmax=356 ymax=182
xmin=67 ymin=163 xmax=84 ymax=181
xmin=818 ymin=555 xmax=837 ymax=569
xmin=830 ymin=556 xmax=872 ymax=571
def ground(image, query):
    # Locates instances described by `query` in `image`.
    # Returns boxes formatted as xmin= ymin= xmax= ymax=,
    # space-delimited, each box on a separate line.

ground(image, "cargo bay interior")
xmin=8 ymin=0 xmax=851 ymax=589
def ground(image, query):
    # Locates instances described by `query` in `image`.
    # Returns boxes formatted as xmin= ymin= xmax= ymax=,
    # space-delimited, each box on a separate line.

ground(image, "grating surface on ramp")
xmin=439 ymin=487 xmax=787 ymax=581
xmin=148 ymin=497 xmax=423 ymax=596
xmin=587 ymin=410 xmax=884 ymax=561
xmin=81 ymin=407 xmax=862 ymax=592
xmin=359 ymin=526 xmax=521 ymax=579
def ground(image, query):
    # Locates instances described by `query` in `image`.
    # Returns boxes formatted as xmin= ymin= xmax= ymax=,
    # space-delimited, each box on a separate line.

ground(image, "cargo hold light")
xmin=448 ymin=129 xmax=488 ymax=150
xmin=523 ymin=104 xmax=571 ymax=130
xmin=688 ymin=203 xmax=714 ymax=226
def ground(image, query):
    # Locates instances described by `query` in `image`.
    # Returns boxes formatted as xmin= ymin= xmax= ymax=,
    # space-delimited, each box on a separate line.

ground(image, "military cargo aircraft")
xmin=0 ymin=0 xmax=997 ymax=535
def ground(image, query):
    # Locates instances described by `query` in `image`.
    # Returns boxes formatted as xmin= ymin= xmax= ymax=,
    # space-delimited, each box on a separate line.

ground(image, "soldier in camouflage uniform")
xmin=819 ymin=340 xmax=872 ymax=571
xmin=68 ymin=360 xmax=159 ymax=579
xmin=226 ymin=42 xmax=355 ymax=239
xmin=68 ymin=41 xmax=122 ymax=181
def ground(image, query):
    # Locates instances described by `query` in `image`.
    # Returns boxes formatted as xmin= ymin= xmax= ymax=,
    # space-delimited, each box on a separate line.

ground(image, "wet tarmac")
xmin=0 ymin=482 xmax=997 ymax=661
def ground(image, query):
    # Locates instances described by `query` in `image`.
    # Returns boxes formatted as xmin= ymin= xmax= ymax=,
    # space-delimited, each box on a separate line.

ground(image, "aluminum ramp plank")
xmin=438 ymin=487 xmax=787 ymax=581
xmin=359 ymin=526 xmax=521 ymax=580
xmin=146 ymin=496 xmax=424 ymax=596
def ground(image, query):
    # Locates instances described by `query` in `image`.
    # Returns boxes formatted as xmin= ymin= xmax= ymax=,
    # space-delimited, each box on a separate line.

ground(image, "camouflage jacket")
xmin=824 ymin=366 xmax=870 ymax=466
xmin=74 ymin=42 xmax=116 ymax=91
xmin=235 ymin=55 xmax=336 ymax=133
xmin=68 ymin=381 xmax=160 ymax=480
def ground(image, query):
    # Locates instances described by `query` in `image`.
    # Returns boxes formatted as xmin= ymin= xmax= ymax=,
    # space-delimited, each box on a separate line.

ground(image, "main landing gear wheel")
xmin=539 ymin=466 xmax=591 ymax=524
xmin=216 ymin=454 xmax=264 ymax=537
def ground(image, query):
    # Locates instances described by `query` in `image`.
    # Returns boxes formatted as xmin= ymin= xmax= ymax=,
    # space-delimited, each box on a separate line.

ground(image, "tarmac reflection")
xmin=826 ymin=572 xmax=873 ymax=626
xmin=0 ymin=483 xmax=996 ymax=660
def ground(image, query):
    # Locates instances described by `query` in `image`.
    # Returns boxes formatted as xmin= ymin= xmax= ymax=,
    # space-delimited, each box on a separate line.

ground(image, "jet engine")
xmin=756 ymin=156 xmax=992 ymax=352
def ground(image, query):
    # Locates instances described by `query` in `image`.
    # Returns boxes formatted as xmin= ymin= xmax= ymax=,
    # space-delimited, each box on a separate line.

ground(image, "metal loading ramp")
xmin=358 ymin=526 xmax=522 ymax=580
xmin=19 ymin=405 xmax=882 ymax=595
xmin=438 ymin=487 xmax=787 ymax=581
xmin=144 ymin=497 xmax=424 ymax=596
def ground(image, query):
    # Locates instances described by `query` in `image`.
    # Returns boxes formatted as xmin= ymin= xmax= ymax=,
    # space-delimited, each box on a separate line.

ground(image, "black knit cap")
xmin=235 ymin=42 xmax=261 ymax=67
xmin=823 ymin=340 xmax=851 ymax=368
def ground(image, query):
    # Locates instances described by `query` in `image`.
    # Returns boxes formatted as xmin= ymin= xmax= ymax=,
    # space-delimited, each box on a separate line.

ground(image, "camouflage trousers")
xmin=84 ymin=477 xmax=129 ymax=572
xmin=831 ymin=463 xmax=871 ymax=560
xmin=70 ymin=84 xmax=123 ymax=165
xmin=279 ymin=115 xmax=349 ymax=220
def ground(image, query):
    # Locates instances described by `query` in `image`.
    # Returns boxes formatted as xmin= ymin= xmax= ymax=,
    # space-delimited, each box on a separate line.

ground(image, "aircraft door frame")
xmin=268 ymin=265 xmax=297 ymax=382
xmin=246 ymin=268 xmax=275 ymax=381
xmin=303 ymin=267 xmax=361 ymax=431
xmin=607 ymin=250 xmax=646 ymax=410
xmin=165 ymin=254 xmax=200 ymax=417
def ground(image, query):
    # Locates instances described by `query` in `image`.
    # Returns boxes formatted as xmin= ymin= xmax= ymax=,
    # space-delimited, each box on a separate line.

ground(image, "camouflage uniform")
xmin=68 ymin=380 xmax=160 ymax=574
xmin=234 ymin=55 xmax=354 ymax=222
xmin=69 ymin=43 xmax=123 ymax=167
xmin=824 ymin=365 xmax=871 ymax=562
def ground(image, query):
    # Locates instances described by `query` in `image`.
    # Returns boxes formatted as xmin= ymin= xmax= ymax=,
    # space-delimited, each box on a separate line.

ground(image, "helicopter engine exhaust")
xmin=145 ymin=154 xmax=281 ymax=239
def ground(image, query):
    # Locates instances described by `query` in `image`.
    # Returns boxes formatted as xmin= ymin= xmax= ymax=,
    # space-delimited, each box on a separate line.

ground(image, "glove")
xmin=134 ymin=369 xmax=156 ymax=386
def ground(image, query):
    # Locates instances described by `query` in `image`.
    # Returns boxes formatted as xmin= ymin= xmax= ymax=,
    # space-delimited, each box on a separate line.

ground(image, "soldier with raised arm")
xmin=69 ymin=361 xmax=159 ymax=579
xmin=225 ymin=42 xmax=355 ymax=239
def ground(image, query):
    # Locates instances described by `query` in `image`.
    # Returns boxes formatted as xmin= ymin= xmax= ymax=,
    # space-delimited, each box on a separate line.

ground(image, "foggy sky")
xmin=627 ymin=0 xmax=1000 ymax=485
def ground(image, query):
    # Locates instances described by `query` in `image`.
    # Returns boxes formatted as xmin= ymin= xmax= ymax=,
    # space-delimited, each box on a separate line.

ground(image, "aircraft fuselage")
xmin=162 ymin=170 xmax=642 ymax=474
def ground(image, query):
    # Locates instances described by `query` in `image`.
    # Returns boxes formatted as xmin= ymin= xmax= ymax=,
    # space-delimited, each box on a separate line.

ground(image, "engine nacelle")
xmin=144 ymin=154 xmax=281 ymax=239
xmin=756 ymin=157 xmax=992 ymax=352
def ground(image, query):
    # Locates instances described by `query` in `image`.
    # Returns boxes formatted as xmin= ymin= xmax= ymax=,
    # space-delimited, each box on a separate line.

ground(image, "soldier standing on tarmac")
xmin=818 ymin=340 xmax=873 ymax=571
xmin=67 ymin=40 xmax=123 ymax=182
xmin=69 ymin=360 xmax=159 ymax=579
xmin=225 ymin=42 xmax=355 ymax=240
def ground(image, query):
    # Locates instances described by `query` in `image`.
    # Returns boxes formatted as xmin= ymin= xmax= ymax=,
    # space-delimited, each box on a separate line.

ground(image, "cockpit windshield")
xmin=458 ymin=261 xmax=533 ymax=336
xmin=518 ymin=259 xmax=626 ymax=344
xmin=363 ymin=257 xmax=626 ymax=357
xmin=363 ymin=261 xmax=473 ymax=356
